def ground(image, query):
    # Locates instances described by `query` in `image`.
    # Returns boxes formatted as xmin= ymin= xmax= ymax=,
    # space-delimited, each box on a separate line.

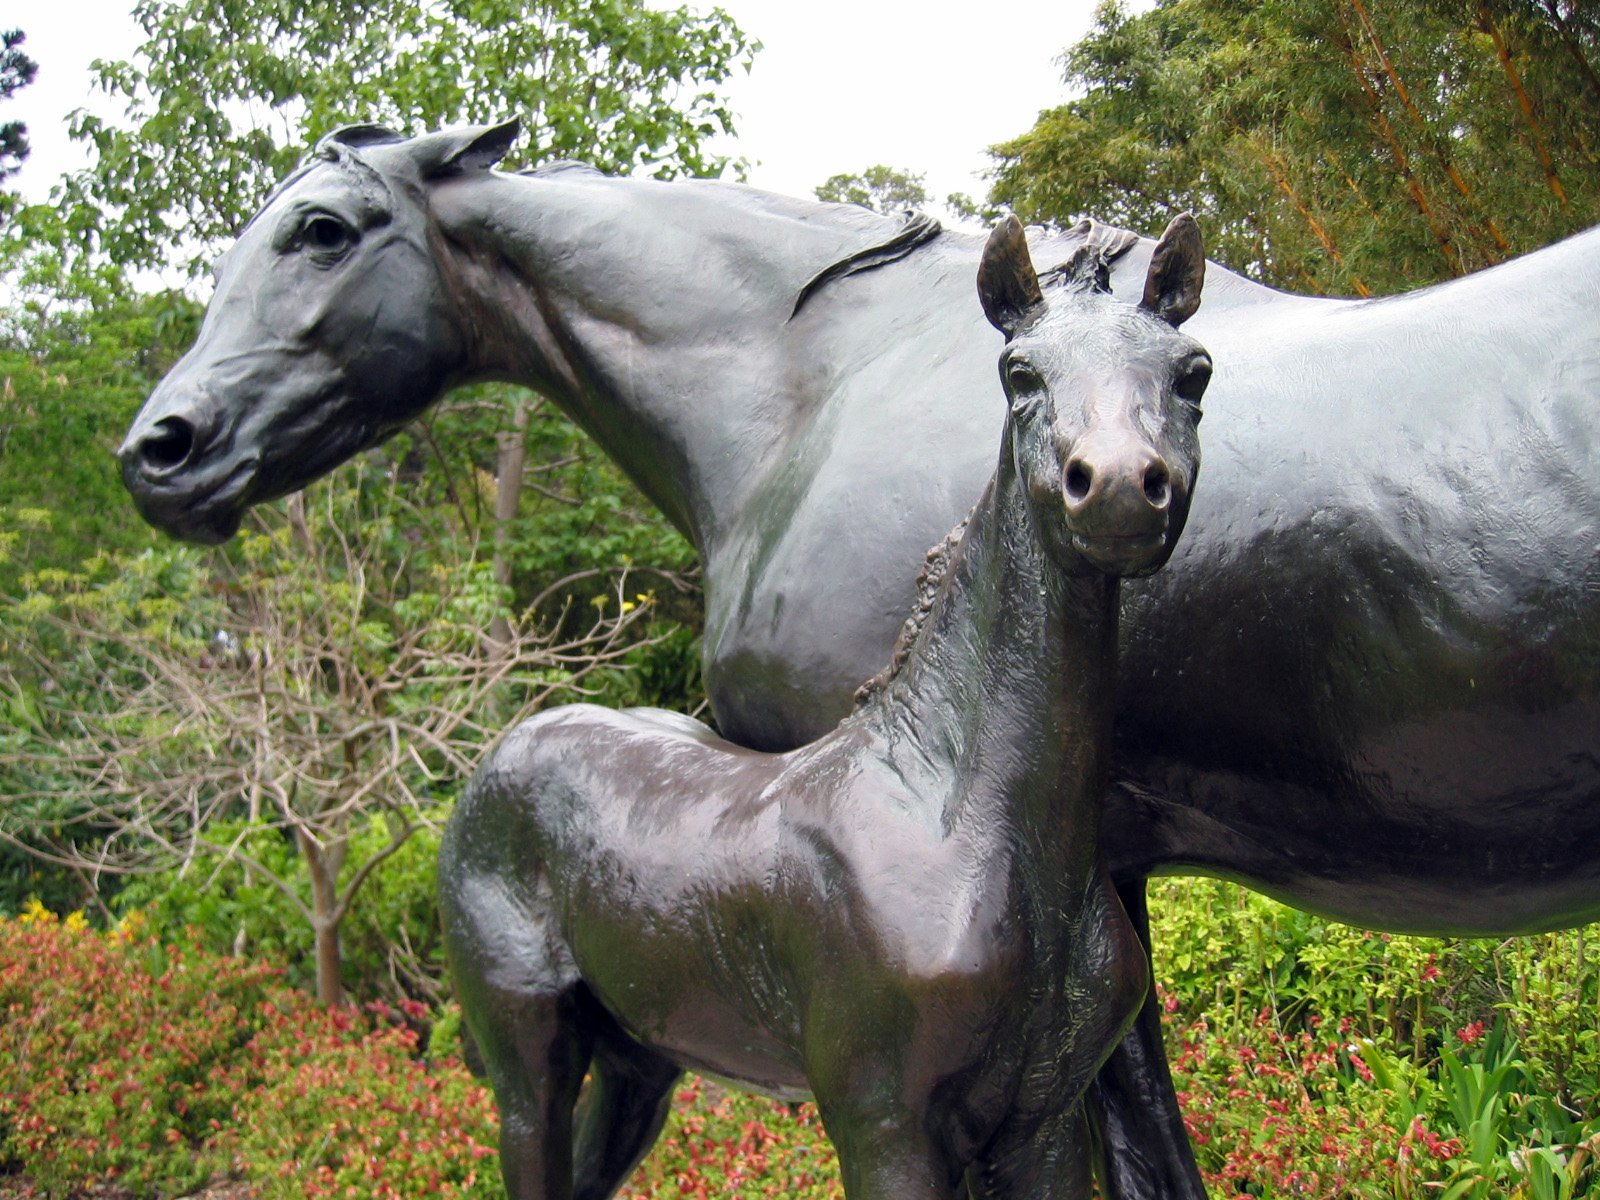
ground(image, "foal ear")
xmin=408 ymin=118 xmax=523 ymax=179
xmin=1140 ymin=213 xmax=1205 ymax=327
xmin=978 ymin=215 xmax=1045 ymax=335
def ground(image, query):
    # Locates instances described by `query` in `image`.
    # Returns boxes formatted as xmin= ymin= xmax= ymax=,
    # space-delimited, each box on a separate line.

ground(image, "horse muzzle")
xmin=119 ymin=384 xmax=258 ymax=544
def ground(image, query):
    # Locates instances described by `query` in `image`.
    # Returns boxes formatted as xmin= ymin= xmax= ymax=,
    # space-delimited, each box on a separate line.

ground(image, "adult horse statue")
xmin=120 ymin=120 xmax=1600 ymax=1200
xmin=441 ymin=214 xmax=1209 ymax=1200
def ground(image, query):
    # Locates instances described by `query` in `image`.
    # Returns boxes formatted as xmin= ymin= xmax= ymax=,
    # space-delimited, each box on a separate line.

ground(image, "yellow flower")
xmin=115 ymin=909 xmax=147 ymax=942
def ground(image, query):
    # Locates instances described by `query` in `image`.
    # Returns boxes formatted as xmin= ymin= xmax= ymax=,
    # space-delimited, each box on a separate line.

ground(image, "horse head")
xmin=119 ymin=120 xmax=521 ymax=543
xmin=979 ymin=213 xmax=1209 ymax=577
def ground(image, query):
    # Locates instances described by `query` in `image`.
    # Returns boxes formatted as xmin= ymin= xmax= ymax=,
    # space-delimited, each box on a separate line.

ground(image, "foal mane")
xmin=853 ymin=510 xmax=973 ymax=710
xmin=849 ymin=215 xmax=1142 ymax=709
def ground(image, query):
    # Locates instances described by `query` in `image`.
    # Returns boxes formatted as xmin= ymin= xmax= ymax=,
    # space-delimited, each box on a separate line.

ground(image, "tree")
xmin=58 ymin=0 xmax=756 ymax=277
xmin=0 ymin=28 xmax=35 ymax=189
xmin=989 ymin=0 xmax=1600 ymax=295
xmin=815 ymin=164 xmax=931 ymax=213
xmin=0 ymin=0 xmax=731 ymax=976
xmin=0 ymin=464 xmax=655 ymax=1005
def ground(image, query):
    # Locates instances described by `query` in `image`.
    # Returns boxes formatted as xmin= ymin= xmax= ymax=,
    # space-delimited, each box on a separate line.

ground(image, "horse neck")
xmin=874 ymin=432 xmax=1121 ymax=883
xmin=429 ymin=170 xmax=901 ymax=549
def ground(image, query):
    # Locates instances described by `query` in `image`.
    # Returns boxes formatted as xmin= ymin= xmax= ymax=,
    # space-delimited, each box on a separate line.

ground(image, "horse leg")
xmin=1086 ymin=877 xmax=1208 ymax=1200
xmin=571 ymin=1027 xmax=682 ymax=1200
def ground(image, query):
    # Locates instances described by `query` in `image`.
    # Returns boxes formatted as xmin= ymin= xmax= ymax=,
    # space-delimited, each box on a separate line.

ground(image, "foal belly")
xmin=563 ymin=891 xmax=814 ymax=1100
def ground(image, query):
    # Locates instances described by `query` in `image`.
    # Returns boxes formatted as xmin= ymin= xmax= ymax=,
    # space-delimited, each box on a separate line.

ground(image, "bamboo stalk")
xmin=1257 ymin=146 xmax=1373 ymax=297
xmin=1343 ymin=45 xmax=1463 ymax=273
xmin=1539 ymin=0 xmax=1600 ymax=107
xmin=1349 ymin=0 xmax=1509 ymax=257
xmin=1482 ymin=4 xmax=1570 ymax=207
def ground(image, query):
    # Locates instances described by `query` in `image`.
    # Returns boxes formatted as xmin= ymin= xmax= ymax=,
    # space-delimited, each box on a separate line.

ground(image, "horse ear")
xmin=321 ymin=124 xmax=405 ymax=150
xmin=1140 ymin=213 xmax=1205 ymax=327
xmin=978 ymin=215 xmax=1044 ymax=335
xmin=408 ymin=118 xmax=522 ymax=179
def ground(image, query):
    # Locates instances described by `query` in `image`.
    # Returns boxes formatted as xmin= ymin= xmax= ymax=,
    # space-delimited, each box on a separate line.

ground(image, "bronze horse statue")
xmin=439 ymin=213 xmax=1210 ymax=1200
xmin=120 ymin=121 xmax=1600 ymax=1199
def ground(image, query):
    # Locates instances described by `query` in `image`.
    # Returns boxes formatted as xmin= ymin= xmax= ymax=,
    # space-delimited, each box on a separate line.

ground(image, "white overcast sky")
xmin=8 ymin=0 xmax=1103 ymax=211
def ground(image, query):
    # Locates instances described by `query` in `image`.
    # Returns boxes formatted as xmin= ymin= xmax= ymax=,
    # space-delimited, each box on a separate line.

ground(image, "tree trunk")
xmin=298 ymin=829 xmax=348 ymax=1007
xmin=489 ymin=394 xmax=531 ymax=648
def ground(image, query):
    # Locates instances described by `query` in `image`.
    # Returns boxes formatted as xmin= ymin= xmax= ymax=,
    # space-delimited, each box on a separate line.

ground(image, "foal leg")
xmin=571 ymin=1026 xmax=682 ymax=1200
xmin=967 ymin=1104 xmax=1094 ymax=1200
xmin=442 ymin=878 xmax=592 ymax=1200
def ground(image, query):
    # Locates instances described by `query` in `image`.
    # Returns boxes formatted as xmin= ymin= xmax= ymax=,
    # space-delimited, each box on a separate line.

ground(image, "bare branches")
xmin=0 ymin=470 xmax=663 ymax=1002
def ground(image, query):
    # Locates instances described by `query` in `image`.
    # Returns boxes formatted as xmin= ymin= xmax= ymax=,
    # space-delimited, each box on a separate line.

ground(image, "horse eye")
xmin=302 ymin=215 xmax=355 ymax=255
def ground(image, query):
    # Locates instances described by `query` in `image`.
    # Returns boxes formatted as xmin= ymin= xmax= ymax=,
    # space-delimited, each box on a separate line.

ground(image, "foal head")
xmin=979 ymin=214 xmax=1209 ymax=577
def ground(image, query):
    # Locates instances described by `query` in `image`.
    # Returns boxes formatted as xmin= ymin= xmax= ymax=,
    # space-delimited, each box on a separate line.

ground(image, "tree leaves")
xmin=64 ymin=0 xmax=756 ymax=278
xmin=989 ymin=0 xmax=1600 ymax=295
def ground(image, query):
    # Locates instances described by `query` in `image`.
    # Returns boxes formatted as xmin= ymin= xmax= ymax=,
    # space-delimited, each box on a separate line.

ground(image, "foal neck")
xmin=871 ymin=432 xmax=1121 ymax=871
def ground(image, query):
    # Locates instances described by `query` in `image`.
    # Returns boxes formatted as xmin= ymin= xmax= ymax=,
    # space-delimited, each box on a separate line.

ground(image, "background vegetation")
xmin=1 ymin=0 xmax=1598 ymax=1196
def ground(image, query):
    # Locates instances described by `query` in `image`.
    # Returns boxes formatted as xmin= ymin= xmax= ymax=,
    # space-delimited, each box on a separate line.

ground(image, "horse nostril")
xmin=1143 ymin=462 xmax=1171 ymax=508
xmin=1065 ymin=460 xmax=1094 ymax=502
xmin=137 ymin=416 xmax=197 ymax=473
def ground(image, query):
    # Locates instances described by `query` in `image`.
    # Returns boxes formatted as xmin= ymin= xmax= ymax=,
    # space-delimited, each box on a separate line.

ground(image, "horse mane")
xmin=852 ymin=510 xmax=973 ymax=709
xmin=525 ymin=159 xmax=603 ymax=177
xmin=790 ymin=210 xmax=945 ymax=320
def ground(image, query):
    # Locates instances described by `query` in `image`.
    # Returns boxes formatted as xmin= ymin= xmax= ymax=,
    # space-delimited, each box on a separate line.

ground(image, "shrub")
xmin=0 ymin=907 xmax=497 ymax=1198
xmin=0 ymin=904 xmax=274 ymax=1195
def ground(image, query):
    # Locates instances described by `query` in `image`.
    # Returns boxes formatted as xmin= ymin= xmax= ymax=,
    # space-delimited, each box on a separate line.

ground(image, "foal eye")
xmin=1175 ymin=357 xmax=1212 ymax=408
xmin=1006 ymin=361 xmax=1044 ymax=396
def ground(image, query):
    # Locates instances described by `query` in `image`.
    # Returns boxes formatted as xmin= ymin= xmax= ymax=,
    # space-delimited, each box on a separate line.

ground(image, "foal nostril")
xmin=1143 ymin=462 xmax=1171 ymax=508
xmin=136 ymin=416 xmax=197 ymax=473
xmin=1065 ymin=460 xmax=1094 ymax=502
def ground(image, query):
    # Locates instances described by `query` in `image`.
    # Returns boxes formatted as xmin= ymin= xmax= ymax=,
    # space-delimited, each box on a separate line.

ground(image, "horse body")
xmin=120 ymin=123 xmax=1600 ymax=1200
xmin=439 ymin=218 xmax=1206 ymax=1199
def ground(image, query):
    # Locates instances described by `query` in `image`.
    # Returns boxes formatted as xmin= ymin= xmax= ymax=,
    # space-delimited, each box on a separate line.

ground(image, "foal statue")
xmin=439 ymin=213 xmax=1210 ymax=1200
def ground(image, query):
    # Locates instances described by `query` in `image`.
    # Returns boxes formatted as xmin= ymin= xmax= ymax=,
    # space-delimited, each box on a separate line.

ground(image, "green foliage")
xmin=219 ymin=997 xmax=501 ymax=1199
xmin=0 ymin=28 xmax=35 ymax=190
xmin=52 ymin=0 xmax=756 ymax=277
xmin=0 ymin=284 xmax=198 ymax=591
xmin=0 ymin=908 xmax=501 ymax=1198
xmin=119 ymin=816 xmax=448 ymax=1007
xmin=10 ymin=891 xmax=1600 ymax=1197
xmin=990 ymin=0 xmax=1600 ymax=295
xmin=0 ymin=461 xmax=658 ymax=1003
xmin=1150 ymin=877 xmax=1600 ymax=1196
xmin=618 ymin=1076 xmax=840 ymax=1200
xmin=0 ymin=906 xmax=277 ymax=1195
xmin=814 ymin=165 xmax=931 ymax=214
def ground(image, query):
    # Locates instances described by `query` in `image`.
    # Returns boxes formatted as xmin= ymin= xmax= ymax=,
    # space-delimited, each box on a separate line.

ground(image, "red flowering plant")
xmin=619 ymin=1075 xmax=841 ymax=1200
xmin=0 ymin=909 xmax=501 ymax=1198
xmin=0 ymin=904 xmax=276 ymax=1195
